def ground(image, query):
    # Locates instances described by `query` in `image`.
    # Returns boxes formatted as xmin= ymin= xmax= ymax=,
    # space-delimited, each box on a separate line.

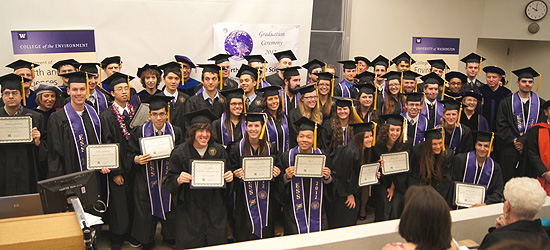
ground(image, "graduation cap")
xmin=100 ymin=56 xmax=121 ymax=69
xmin=208 ymin=54 xmax=233 ymax=65
xmin=244 ymin=54 xmax=267 ymax=64
xmin=174 ymin=55 xmax=196 ymax=68
xmin=392 ymin=52 xmax=416 ymax=65
xmin=142 ymin=94 xmax=173 ymax=111
xmin=0 ymin=74 xmax=31 ymax=105
xmin=420 ymin=72 xmax=445 ymax=86
xmin=79 ymin=63 xmax=100 ymax=75
xmin=159 ymin=62 xmax=182 ymax=76
xmin=512 ymin=67 xmax=542 ymax=92
xmin=184 ymin=108 xmax=218 ymax=125
xmin=34 ymin=82 xmax=62 ymax=96
xmin=274 ymin=50 xmax=297 ymax=61
xmin=461 ymin=52 xmax=486 ymax=64
xmin=282 ymin=66 xmax=301 ymax=79
xmin=441 ymin=98 xmax=464 ymax=128
xmin=442 ymin=91 xmax=461 ymax=101
xmin=380 ymin=114 xmax=406 ymax=142
xmin=542 ymin=100 xmax=550 ymax=110
xmin=220 ymin=88 xmax=244 ymax=100
xmin=427 ymin=59 xmax=449 ymax=71
xmin=137 ymin=64 xmax=161 ymax=78
xmin=52 ymin=59 xmax=80 ymax=71
xmin=423 ymin=128 xmax=444 ymax=140
xmin=236 ymin=64 xmax=259 ymax=81
xmin=355 ymin=83 xmax=376 ymax=95
xmin=293 ymin=116 xmax=321 ymax=149
xmin=296 ymin=83 xmax=317 ymax=95
xmin=314 ymin=72 xmax=337 ymax=82
xmin=243 ymin=112 xmax=269 ymax=139
xmin=334 ymin=97 xmax=363 ymax=121
xmin=59 ymin=71 xmax=88 ymax=84
xmin=483 ymin=66 xmax=505 ymax=76
xmin=381 ymin=71 xmax=401 ymax=81
xmin=460 ymin=91 xmax=482 ymax=101
xmin=403 ymin=92 xmax=424 ymax=103
xmin=302 ymin=59 xmax=326 ymax=72
xmin=350 ymin=121 xmax=377 ymax=146
xmin=445 ymin=71 xmax=467 ymax=84
xmin=198 ymin=64 xmax=222 ymax=75
xmin=371 ymin=55 xmax=393 ymax=69
xmin=402 ymin=71 xmax=421 ymax=81
xmin=354 ymin=71 xmax=375 ymax=83
xmin=473 ymin=130 xmax=495 ymax=156
xmin=102 ymin=72 xmax=135 ymax=90
xmin=338 ymin=60 xmax=357 ymax=70
xmin=6 ymin=59 xmax=39 ymax=71
xmin=256 ymin=85 xmax=282 ymax=97
xmin=354 ymin=56 xmax=371 ymax=66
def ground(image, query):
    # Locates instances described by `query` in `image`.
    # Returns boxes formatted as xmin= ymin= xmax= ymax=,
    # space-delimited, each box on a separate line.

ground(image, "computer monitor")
xmin=37 ymin=170 xmax=101 ymax=214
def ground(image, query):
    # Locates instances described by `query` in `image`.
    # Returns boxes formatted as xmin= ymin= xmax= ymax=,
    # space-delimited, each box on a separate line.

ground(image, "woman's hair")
xmin=298 ymin=97 xmax=323 ymax=124
xmin=223 ymin=97 xmax=244 ymax=138
xmin=261 ymin=94 xmax=283 ymax=122
xmin=352 ymin=131 xmax=373 ymax=164
xmin=399 ymin=185 xmax=452 ymax=250
xmin=243 ymin=121 xmax=268 ymax=156
xmin=383 ymin=80 xmax=406 ymax=114
xmin=356 ymin=92 xmax=379 ymax=123
xmin=186 ymin=123 xmax=216 ymax=145
xmin=35 ymin=91 xmax=60 ymax=110
xmin=419 ymin=138 xmax=445 ymax=187
xmin=504 ymin=177 xmax=547 ymax=220
xmin=140 ymin=68 xmax=161 ymax=88
xmin=377 ymin=123 xmax=405 ymax=151
xmin=316 ymin=81 xmax=333 ymax=116
xmin=330 ymin=106 xmax=361 ymax=149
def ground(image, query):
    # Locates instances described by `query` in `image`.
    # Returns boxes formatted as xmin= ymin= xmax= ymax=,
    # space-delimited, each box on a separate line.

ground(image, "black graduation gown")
xmin=184 ymin=92 xmax=226 ymax=119
xmin=382 ymin=95 xmax=402 ymax=115
xmin=443 ymin=125 xmax=474 ymax=155
xmin=478 ymin=219 xmax=550 ymax=250
xmin=0 ymin=107 xmax=45 ymax=196
xmin=245 ymin=93 xmax=263 ymax=113
xmin=284 ymin=92 xmax=298 ymax=115
xmin=227 ymin=142 xmax=281 ymax=242
xmin=461 ymin=79 xmax=484 ymax=92
xmin=476 ymin=85 xmax=512 ymax=131
xmin=266 ymin=73 xmax=284 ymax=87
xmin=47 ymin=107 xmax=100 ymax=177
xmin=495 ymin=95 xmax=546 ymax=182
xmin=127 ymin=124 xmax=183 ymax=244
xmin=408 ymin=142 xmax=453 ymax=207
xmin=327 ymin=143 xmax=381 ymax=229
xmin=162 ymin=142 xmax=230 ymax=249
xmin=223 ymin=78 xmax=239 ymax=90
xmin=33 ymin=108 xmax=55 ymax=180
xmin=451 ymin=153 xmax=504 ymax=205
xmin=161 ymin=90 xmax=189 ymax=136
xmin=267 ymin=113 xmax=288 ymax=153
xmin=287 ymin=108 xmax=330 ymax=152
xmin=279 ymin=149 xmax=333 ymax=235
xmin=372 ymin=143 xmax=410 ymax=222
xmin=212 ymin=117 xmax=244 ymax=146
xmin=99 ymin=106 xmax=134 ymax=236
xmin=526 ymin=124 xmax=550 ymax=177
xmin=137 ymin=89 xmax=161 ymax=102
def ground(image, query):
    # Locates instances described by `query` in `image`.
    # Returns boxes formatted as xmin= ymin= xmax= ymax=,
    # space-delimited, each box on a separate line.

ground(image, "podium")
xmin=0 ymin=212 xmax=85 ymax=250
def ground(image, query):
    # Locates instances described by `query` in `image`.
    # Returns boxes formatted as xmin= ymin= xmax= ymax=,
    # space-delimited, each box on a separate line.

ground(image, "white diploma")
xmin=86 ymin=144 xmax=119 ymax=169
xmin=139 ymin=134 xmax=174 ymax=160
xmin=454 ymin=182 xmax=486 ymax=207
xmin=381 ymin=151 xmax=409 ymax=175
xmin=294 ymin=154 xmax=325 ymax=178
xmin=0 ymin=116 xmax=33 ymax=144
xmin=130 ymin=103 xmax=150 ymax=129
xmin=242 ymin=156 xmax=273 ymax=181
xmin=191 ymin=160 xmax=225 ymax=188
xmin=359 ymin=163 xmax=380 ymax=187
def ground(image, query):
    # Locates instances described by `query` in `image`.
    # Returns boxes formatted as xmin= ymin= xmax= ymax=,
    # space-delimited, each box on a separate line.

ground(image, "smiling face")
xmin=297 ymin=130 xmax=314 ymax=151
xmin=246 ymin=121 xmax=262 ymax=139
xmin=363 ymin=131 xmax=373 ymax=148
xmin=387 ymin=79 xmax=400 ymax=95
xmin=239 ymin=74 xmax=256 ymax=94
xmin=396 ymin=61 xmax=410 ymax=72
xmin=403 ymin=79 xmax=416 ymax=93
xmin=448 ymin=77 xmax=462 ymax=93
xmin=229 ymin=98 xmax=243 ymax=117
xmin=317 ymin=80 xmax=331 ymax=96
xmin=388 ymin=125 xmax=402 ymax=143
xmin=266 ymin=95 xmax=280 ymax=112
xmin=69 ymin=82 xmax=87 ymax=106
xmin=87 ymin=74 xmax=98 ymax=91
xmin=301 ymin=91 xmax=318 ymax=109
xmin=343 ymin=68 xmax=356 ymax=82
xmin=111 ymin=83 xmax=129 ymax=105
xmin=164 ymin=72 xmax=180 ymax=93
xmin=194 ymin=128 xmax=211 ymax=148
xmin=181 ymin=62 xmax=191 ymax=81
xmin=336 ymin=106 xmax=350 ymax=121
xmin=148 ymin=108 xmax=168 ymax=130
xmin=406 ymin=101 xmax=421 ymax=118
xmin=144 ymin=73 xmax=158 ymax=89
xmin=39 ymin=92 xmax=56 ymax=110
xmin=462 ymin=96 xmax=478 ymax=112
xmin=358 ymin=92 xmax=373 ymax=108
xmin=202 ymin=72 xmax=220 ymax=92
xmin=443 ymin=109 xmax=458 ymax=126
xmin=475 ymin=140 xmax=491 ymax=158
xmin=431 ymin=138 xmax=444 ymax=154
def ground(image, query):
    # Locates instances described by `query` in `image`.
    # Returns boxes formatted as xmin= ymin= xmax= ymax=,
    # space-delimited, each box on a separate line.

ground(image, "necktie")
xmin=90 ymin=95 xmax=96 ymax=105
xmin=246 ymin=97 xmax=250 ymax=108
xmin=123 ymin=109 xmax=129 ymax=118
xmin=156 ymin=130 xmax=163 ymax=136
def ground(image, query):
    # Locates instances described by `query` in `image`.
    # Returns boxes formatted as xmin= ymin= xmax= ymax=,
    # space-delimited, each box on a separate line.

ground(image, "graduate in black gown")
xmin=228 ymin=113 xmax=282 ymax=241
xmin=380 ymin=71 xmax=405 ymax=115
xmin=257 ymin=85 xmax=290 ymax=153
xmin=327 ymin=122 xmax=381 ymax=228
xmin=47 ymin=72 xmax=101 ymax=177
xmin=314 ymin=72 xmax=335 ymax=122
xmin=452 ymin=131 xmax=503 ymax=206
xmin=127 ymin=95 xmax=183 ymax=249
xmin=495 ymin=67 xmax=546 ymax=183
xmin=213 ymin=88 xmax=245 ymax=147
xmin=52 ymin=59 xmax=80 ymax=100
xmin=333 ymin=60 xmax=357 ymax=98
xmin=327 ymin=97 xmax=363 ymax=151
xmin=6 ymin=59 xmax=41 ymax=109
xmin=373 ymin=114 xmax=410 ymax=221
xmin=158 ymin=62 xmax=190 ymax=133
xmin=99 ymin=72 xmax=139 ymax=249
xmin=401 ymin=92 xmax=428 ymax=146
xmin=438 ymin=99 xmax=474 ymax=155
xmin=100 ymin=56 xmax=141 ymax=109
xmin=419 ymin=72 xmax=445 ymax=129
xmin=244 ymin=54 xmax=271 ymax=88
xmin=459 ymin=53 xmax=486 ymax=92
xmin=302 ymin=59 xmax=324 ymax=85
xmin=163 ymin=109 xmax=234 ymax=249
xmin=354 ymin=81 xmax=381 ymax=123
xmin=408 ymin=128 xmax=453 ymax=207
xmin=266 ymin=50 xmax=297 ymax=87
xmin=136 ymin=64 xmax=162 ymax=102
xmin=279 ymin=117 xmax=333 ymax=235
xmin=238 ymin=64 xmax=264 ymax=112
xmin=80 ymin=62 xmax=112 ymax=114
xmin=280 ymin=66 xmax=302 ymax=116
xmin=209 ymin=54 xmax=239 ymax=90
xmin=288 ymin=83 xmax=328 ymax=151
xmin=0 ymin=74 xmax=45 ymax=196
xmin=476 ymin=65 xmax=512 ymax=131
xmin=526 ymin=100 xmax=550 ymax=195
xmin=184 ymin=64 xmax=226 ymax=118
xmin=460 ymin=91 xmax=490 ymax=132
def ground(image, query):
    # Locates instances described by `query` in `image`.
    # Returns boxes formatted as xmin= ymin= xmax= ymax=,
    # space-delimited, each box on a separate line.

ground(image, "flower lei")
xmin=112 ymin=103 xmax=135 ymax=140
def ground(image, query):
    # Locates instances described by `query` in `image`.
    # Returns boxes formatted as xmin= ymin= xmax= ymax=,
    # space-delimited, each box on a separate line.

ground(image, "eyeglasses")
xmin=150 ymin=112 xmax=167 ymax=118
xmin=230 ymin=102 xmax=243 ymax=106
xmin=221 ymin=67 xmax=230 ymax=70
xmin=302 ymin=96 xmax=318 ymax=100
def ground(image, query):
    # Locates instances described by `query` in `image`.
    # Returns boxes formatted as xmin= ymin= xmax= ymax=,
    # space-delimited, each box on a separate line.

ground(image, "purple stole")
xmin=239 ymin=139 xmax=271 ymax=238
xmin=447 ymin=124 xmax=463 ymax=154
xmin=422 ymin=97 xmax=444 ymax=128
xmin=64 ymin=103 xmax=101 ymax=171
xmin=142 ymin=121 xmax=173 ymax=220
xmin=463 ymin=151 xmax=494 ymax=186
xmin=95 ymin=90 xmax=109 ymax=113
xmin=266 ymin=115 xmax=289 ymax=152
xmin=289 ymin=146 xmax=323 ymax=234
xmin=260 ymin=79 xmax=271 ymax=88
xmin=402 ymin=113 xmax=428 ymax=146
xmin=357 ymin=106 xmax=372 ymax=122
xmin=512 ymin=92 xmax=540 ymax=136
xmin=338 ymin=80 xmax=351 ymax=98
xmin=220 ymin=113 xmax=246 ymax=146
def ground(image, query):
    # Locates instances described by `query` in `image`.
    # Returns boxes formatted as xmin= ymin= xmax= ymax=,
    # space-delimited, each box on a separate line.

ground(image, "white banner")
xmin=213 ymin=23 xmax=300 ymax=79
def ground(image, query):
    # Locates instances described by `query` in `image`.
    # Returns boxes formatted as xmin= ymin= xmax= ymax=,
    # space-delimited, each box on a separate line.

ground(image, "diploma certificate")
xmin=130 ymin=103 xmax=150 ymax=129
xmin=381 ymin=151 xmax=409 ymax=175
xmin=191 ymin=160 xmax=225 ymax=188
xmin=242 ymin=156 xmax=273 ymax=181
xmin=294 ymin=154 xmax=325 ymax=178
xmin=0 ymin=116 xmax=33 ymax=144
xmin=454 ymin=182 xmax=486 ymax=207
xmin=86 ymin=144 xmax=119 ymax=169
xmin=139 ymin=134 xmax=174 ymax=160
xmin=359 ymin=163 xmax=380 ymax=187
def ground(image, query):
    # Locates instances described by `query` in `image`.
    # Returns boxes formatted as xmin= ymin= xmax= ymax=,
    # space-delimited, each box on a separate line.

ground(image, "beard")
xmin=288 ymin=85 xmax=300 ymax=94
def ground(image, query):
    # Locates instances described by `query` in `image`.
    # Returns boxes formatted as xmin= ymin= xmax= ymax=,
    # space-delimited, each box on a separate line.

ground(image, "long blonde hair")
xmin=298 ymin=97 xmax=323 ymax=124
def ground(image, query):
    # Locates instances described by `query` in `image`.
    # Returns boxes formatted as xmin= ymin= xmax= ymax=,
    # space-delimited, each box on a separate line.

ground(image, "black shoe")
xmin=142 ymin=241 xmax=155 ymax=250
xmin=358 ymin=215 xmax=367 ymax=221
xmin=127 ymin=236 xmax=141 ymax=248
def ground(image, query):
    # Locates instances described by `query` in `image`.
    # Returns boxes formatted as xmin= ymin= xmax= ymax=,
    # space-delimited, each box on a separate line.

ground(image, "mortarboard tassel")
xmin=488 ymin=132 xmax=494 ymax=157
xmin=316 ymin=88 xmax=320 ymax=108
xmin=167 ymin=102 xmax=171 ymax=123
xmin=243 ymin=95 xmax=247 ymax=113
xmin=313 ymin=122 xmax=318 ymax=150
xmin=331 ymin=76 xmax=335 ymax=97
xmin=263 ymin=62 xmax=267 ymax=81
xmin=444 ymin=65 xmax=447 ymax=75
xmin=257 ymin=69 xmax=261 ymax=89
xmin=259 ymin=113 xmax=267 ymax=140
xmin=457 ymin=104 xmax=462 ymax=128
xmin=350 ymin=100 xmax=363 ymax=123
xmin=356 ymin=63 xmax=360 ymax=74
xmin=409 ymin=58 xmax=412 ymax=69
xmin=181 ymin=63 xmax=185 ymax=88
xmin=477 ymin=58 xmax=482 ymax=76
xmin=127 ymin=75 xmax=131 ymax=101
xmin=537 ymin=74 xmax=541 ymax=92
xmin=281 ymin=90 xmax=285 ymax=112
xmin=99 ymin=63 xmax=103 ymax=88
xmin=402 ymin=118 xmax=407 ymax=143
xmin=441 ymin=80 xmax=446 ymax=101
xmin=387 ymin=59 xmax=391 ymax=72
xmin=219 ymin=69 xmax=224 ymax=90
xmin=372 ymin=122 xmax=377 ymax=146
xmin=414 ymin=80 xmax=418 ymax=92
xmin=31 ymin=63 xmax=35 ymax=79
xmin=441 ymin=128 xmax=445 ymax=151
xmin=20 ymin=76 xmax=26 ymax=106
xmin=400 ymin=72 xmax=404 ymax=93
xmin=420 ymin=93 xmax=426 ymax=115
xmin=86 ymin=72 xmax=90 ymax=101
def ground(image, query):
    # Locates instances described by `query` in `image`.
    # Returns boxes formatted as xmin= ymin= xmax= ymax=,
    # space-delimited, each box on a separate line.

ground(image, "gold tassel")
xmin=444 ymin=65 xmax=448 ymax=75
xmin=167 ymin=102 xmax=171 ymax=123
xmin=402 ymin=118 xmax=407 ymax=143
xmin=400 ymin=72 xmax=404 ymax=93
xmin=331 ymin=76 xmax=335 ymax=97
xmin=488 ymin=132 xmax=494 ymax=157
xmin=220 ymin=69 xmax=224 ymax=90
xmin=441 ymin=80 xmax=446 ymax=101
xmin=351 ymin=100 xmax=363 ymax=123
xmin=20 ymin=76 xmax=26 ymax=106
xmin=316 ymin=88 xmax=320 ymax=108
xmin=243 ymin=95 xmax=247 ymax=113
xmin=441 ymin=128 xmax=445 ymax=151
xmin=537 ymin=74 xmax=541 ymax=92
xmin=86 ymin=72 xmax=90 ymax=101
xmin=99 ymin=63 xmax=103 ymax=88
xmin=263 ymin=63 xmax=266 ymax=81
xmin=259 ymin=113 xmax=267 ymax=140
xmin=457 ymin=104 xmax=462 ymax=128
xmin=387 ymin=59 xmax=391 ymax=72
xmin=478 ymin=58 xmax=482 ymax=76
xmin=127 ymin=75 xmax=131 ymax=101
xmin=372 ymin=122 xmax=377 ymax=146
xmin=414 ymin=80 xmax=418 ymax=92
xmin=257 ymin=69 xmax=261 ymax=89
xmin=31 ymin=64 xmax=35 ymax=79
xmin=180 ymin=63 xmax=185 ymax=87
xmin=313 ymin=122 xmax=318 ymax=150
xmin=281 ymin=90 xmax=285 ymax=112
xmin=409 ymin=57 xmax=412 ymax=68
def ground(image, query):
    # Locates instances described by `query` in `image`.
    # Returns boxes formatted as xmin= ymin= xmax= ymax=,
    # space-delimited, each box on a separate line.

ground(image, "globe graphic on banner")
xmin=224 ymin=30 xmax=253 ymax=60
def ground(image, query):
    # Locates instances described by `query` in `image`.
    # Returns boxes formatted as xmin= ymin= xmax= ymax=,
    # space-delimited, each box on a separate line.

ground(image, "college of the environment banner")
xmin=11 ymin=30 xmax=97 ymax=86
xmin=213 ymin=23 xmax=300 ymax=79
xmin=411 ymin=37 xmax=460 ymax=76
